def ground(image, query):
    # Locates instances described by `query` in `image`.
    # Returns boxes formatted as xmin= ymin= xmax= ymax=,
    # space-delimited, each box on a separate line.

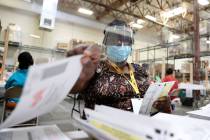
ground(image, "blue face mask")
xmin=106 ymin=45 xmax=132 ymax=62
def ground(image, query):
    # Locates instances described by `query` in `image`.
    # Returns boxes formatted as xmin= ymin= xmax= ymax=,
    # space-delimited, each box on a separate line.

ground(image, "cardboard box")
xmin=57 ymin=43 xmax=69 ymax=50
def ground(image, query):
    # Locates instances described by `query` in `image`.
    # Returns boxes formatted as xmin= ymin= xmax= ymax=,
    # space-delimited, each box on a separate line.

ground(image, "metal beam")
xmin=82 ymin=0 xmax=183 ymax=33
xmin=146 ymin=1 xmax=193 ymax=25
xmin=96 ymin=0 xmax=130 ymax=20
xmin=156 ymin=0 xmax=163 ymax=9
xmin=193 ymin=0 xmax=200 ymax=83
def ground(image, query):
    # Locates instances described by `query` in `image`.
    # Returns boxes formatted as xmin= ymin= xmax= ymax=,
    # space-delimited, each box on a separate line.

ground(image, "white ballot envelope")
xmin=139 ymin=82 xmax=175 ymax=115
xmin=139 ymin=83 xmax=164 ymax=115
xmin=0 ymin=55 xmax=82 ymax=129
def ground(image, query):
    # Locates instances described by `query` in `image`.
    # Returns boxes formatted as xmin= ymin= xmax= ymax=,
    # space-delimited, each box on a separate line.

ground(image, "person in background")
xmin=184 ymin=78 xmax=190 ymax=83
xmin=162 ymin=68 xmax=179 ymax=100
xmin=69 ymin=20 xmax=172 ymax=114
xmin=5 ymin=51 xmax=34 ymax=89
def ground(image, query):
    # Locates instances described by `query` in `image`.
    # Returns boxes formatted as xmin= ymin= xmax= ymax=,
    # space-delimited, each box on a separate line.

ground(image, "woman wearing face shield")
xmin=68 ymin=20 xmax=172 ymax=114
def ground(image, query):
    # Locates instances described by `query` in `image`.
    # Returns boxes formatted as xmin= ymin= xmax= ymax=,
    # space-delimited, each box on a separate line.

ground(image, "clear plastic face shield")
xmin=103 ymin=26 xmax=134 ymax=47
xmin=103 ymin=26 xmax=134 ymax=63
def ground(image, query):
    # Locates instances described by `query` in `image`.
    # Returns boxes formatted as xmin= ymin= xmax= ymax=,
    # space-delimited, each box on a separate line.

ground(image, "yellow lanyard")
xmin=108 ymin=61 xmax=140 ymax=95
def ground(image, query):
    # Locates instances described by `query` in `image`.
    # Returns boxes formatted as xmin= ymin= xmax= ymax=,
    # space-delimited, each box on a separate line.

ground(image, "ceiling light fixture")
xmin=198 ymin=0 xmax=209 ymax=5
xmin=130 ymin=23 xmax=144 ymax=29
xmin=172 ymin=34 xmax=180 ymax=39
xmin=145 ymin=15 xmax=156 ymax=22
xmin=78 ymin=8 xmax=93 ymax=15
xmin=137 ymin=19 xmax=145 ymax=24
xmin=30 ymin=34 xmax=41 ymax=39
xmin=129 ymin=21 xmax=135 ymax=25
xmin=23 ymin=0 xmax=32 ymax=3
xmin=161 ymin=7 xmax=187 ymax=18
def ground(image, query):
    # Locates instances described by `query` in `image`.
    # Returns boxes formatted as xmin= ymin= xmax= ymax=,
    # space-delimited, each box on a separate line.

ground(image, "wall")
xmin=0 ymin=6 xmax=104 ymax=48
xmin=0 ymin=6 xmax=105 ymax=65
xmin=0 ymin=6 xmax=158 ymax=49
xmin=0 ymin=2 xmax=160 ymax=65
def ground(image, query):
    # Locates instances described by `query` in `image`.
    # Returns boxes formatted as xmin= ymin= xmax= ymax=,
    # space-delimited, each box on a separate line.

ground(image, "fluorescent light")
xmin=137 ymin=19 xmax=145 ymax=24
xmin=198 ymin=0 xmax=209 ymax=5
xmin=129 ymin=21 xmax=135 ymax=25
xmin=172 ymin=34 xmax=180 ymax=39
xmin=145 ymin=15 xmax=156 ymax=21
xmin=206 ymin=40 xmax=210 ymax=44
xmin=23 ymin=0 xmax=32 ymax=3
xmin=130 ymin=23 xmax=144 ymax=29
xmin=161 ymin=7 xmax=187 ymax=18
xmin=78 ymin=8 xmax=93 ymax=15
xmin=30 ymin=34 xmax=40 ymax=39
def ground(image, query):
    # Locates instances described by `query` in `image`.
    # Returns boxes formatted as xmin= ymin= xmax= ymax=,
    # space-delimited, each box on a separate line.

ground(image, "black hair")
xmin=104 ymin=19 xmax=129 ymax=34
xmin=18 ymin=52 xmax=34 ymax=70
xmin=166 ymin=68 xmax=174 ymax=75
xmin=108 ymin=19 xmax=128 ymax=27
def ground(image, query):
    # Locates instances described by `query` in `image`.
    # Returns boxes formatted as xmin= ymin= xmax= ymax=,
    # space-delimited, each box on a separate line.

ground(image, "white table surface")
xmin=179 ymin=83 xmax=206 ymax=97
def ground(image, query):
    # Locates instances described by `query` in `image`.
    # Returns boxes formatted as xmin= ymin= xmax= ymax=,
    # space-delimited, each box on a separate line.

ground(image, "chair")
xmin=1 ymin=87 xmax=38 ymax=127
xmin=68 ymin=93 xmax=82 ymax=118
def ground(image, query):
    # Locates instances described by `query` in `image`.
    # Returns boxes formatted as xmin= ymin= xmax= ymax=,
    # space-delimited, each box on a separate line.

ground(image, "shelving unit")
xmin=0 ymin=40 xmax=67 ymax=72
xmin=0 ymin=27 xmax=9 ymax=80
xmin=136 ymin=33 xmax=210 ymax=84
xmin=137 ymin=33 xmax=210 ymax=65
xmin=0 ymin=38 xmax=99 ymax=72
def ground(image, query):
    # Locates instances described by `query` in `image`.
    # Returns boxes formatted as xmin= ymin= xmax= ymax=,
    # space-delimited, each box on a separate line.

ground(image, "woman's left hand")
xmin=152 ymin=96 xmax=172 ymax=113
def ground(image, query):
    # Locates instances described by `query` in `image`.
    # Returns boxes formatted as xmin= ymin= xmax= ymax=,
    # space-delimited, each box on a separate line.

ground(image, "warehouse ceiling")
xmin=34 ymin=0 xmax=210 ymax=35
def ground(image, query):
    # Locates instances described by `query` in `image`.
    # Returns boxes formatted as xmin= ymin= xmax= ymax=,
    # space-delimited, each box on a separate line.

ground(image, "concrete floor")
xmin=35 ymin=97 xmax=85 ymax=132
xmin=0 ymin=97 xmax=84 ymax=132
xmin=0 ymin=96 xmax=209 ymax=132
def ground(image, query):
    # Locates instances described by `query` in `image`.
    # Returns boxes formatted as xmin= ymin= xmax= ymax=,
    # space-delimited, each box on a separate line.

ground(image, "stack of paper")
xmin=139 ymin=82 xmax=175 ymax=115
xmin=187 ymin=103 xmax=210 ymax=120
xmin=73 ymin=105 xmax=210 ymax=140
xmin=139 ymin=83 xmax=164 ymax=115
xmin=0 ymin=125 xmax=71 ymax=140
xmin=153 ymin=113 xmax=210 ymax=139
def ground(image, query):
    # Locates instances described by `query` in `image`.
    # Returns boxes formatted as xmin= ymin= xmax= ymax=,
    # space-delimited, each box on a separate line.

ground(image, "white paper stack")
xmin=139 ymin=82 xmax=175 ymax=115
xmin=153 ymin=113 xmax=210 ymax=139
xmin=139 ymin=83 xmax=164 ymax=115
xmin=187 ymin=103 xmax=210 ymax=120
xmin=73 ymin=105 xmax=210 ymax=140
xmin=0 ymin=125 xmax=71 ymax=140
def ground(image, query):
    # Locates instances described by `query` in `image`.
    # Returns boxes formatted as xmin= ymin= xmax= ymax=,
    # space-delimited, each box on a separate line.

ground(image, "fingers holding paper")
xmin=67 ymin=44 xmax=101 ymax=93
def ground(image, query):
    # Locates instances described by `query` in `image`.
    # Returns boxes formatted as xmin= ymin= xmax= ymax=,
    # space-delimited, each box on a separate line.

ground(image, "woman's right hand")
xmin=67 ymin=44 xmax=101 ymax=92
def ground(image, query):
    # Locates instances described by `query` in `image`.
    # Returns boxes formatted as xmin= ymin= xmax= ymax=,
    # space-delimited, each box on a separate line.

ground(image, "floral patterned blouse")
xmin=82 ymin=60 xmax=150 ymax=111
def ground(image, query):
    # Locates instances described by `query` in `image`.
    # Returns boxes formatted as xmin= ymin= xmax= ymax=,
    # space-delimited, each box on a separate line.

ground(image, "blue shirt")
xmin=5 ymin=69 xmax=28 ymax=89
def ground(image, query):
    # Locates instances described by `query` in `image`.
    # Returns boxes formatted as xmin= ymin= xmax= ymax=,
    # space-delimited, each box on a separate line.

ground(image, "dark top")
xmin=82 ymin=61 xmax=150 ymax=111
